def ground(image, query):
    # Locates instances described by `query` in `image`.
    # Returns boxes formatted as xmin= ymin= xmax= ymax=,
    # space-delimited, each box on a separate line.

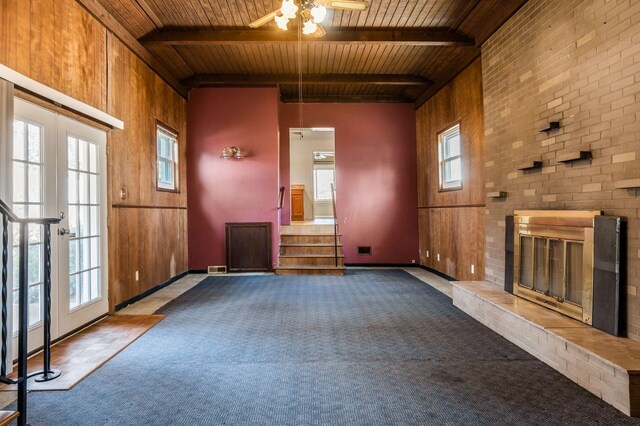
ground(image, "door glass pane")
xmin=29 ymin=285 xmax=42 ymax=325
xmin=89 ymin=143 xmax=97 ymax=173
xmin=13 ymin=162 xmax=25 ymax=202
xmin=27 ymin=124 xmax=41 ymax=162
xmin=13 ymin=120 xmax=26 ymax=160
xmin=533 ymin=238 xmax=547 ymax=293
xmin=12 ymin=118 xmax=44 ymax=329
xmin=566 ymin=242 xmax=584 ymax=305
xmin=519 ymin=236 xmax=533 ymax=288
xmin=68 ymin=136 xmax=102 ymax=310
xmin=549 ymin=240 xmax=564 ymax=299
xmin=78 ymin=139 xmax=88 ymax=172
xmin=69 ymin=275 xmax=79 ymax=310
xmin=28 ymin=164 xmax=41 ymax=202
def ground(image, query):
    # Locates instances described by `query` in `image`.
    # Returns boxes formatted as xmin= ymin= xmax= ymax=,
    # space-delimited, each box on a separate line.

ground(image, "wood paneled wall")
xmin=107 ymin=35 xmax=188 ymax=307
xmin=0 ymin=0 xmax=107 ymax=110
xmin=416 ymin=59 xmax=485 ymax=281
xmin=0 ymin=0 xmax=188 ymax=310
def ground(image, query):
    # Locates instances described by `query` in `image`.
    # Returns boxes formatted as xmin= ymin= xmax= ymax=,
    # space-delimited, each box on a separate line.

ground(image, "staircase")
xmin=275 ymin=224 xmax=346 ymax=275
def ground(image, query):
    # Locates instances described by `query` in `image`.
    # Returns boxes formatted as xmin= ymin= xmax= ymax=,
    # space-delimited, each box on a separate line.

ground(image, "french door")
xmin=10 ymin=99 xmax=108 ymax=354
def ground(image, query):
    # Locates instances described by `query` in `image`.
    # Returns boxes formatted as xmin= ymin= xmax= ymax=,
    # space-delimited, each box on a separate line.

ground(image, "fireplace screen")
xmin=513 ymin=211 xmax=599 ymax=324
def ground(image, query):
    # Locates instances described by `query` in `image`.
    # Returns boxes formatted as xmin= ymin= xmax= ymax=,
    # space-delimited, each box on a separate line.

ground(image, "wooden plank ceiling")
xmin=84 ymin=0 xmax=528 ymax=105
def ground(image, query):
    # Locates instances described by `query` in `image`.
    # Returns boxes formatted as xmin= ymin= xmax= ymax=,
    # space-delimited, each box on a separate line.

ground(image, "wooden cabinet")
xmin=291 ymin=184 xmax=305 ymax=221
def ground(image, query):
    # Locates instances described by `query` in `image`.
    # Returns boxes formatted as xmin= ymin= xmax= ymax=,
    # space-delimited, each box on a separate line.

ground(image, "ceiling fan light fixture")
xmin=328 ymin=1 xmax=368 ymax=10
xmin=275 ymin=14 xmax=289 ymax=30
xmin=281 ymin=0 xmax=299 ymax=19
xmin=302 ymin=19 xmax=318 ymax=35
xmin=310 ymin=5 xmax=327 ymax=23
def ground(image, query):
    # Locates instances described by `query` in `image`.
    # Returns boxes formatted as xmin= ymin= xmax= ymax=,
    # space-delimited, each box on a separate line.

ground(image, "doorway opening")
xmin=289 ymin=128 xmax=335 ymax=224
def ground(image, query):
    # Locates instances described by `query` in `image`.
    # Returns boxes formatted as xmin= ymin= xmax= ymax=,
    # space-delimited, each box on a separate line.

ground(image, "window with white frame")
xmin=156 ymin=124 xmax=178 ymax=192
xmin=438 ymin=123 xmax=462 ymax=191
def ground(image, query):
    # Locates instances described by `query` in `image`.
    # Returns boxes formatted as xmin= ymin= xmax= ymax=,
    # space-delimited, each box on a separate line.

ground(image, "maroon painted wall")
xmin=279 ymin=103 xmax=419 ymax=265
xmin=187 ymin=87 xmax=280 ymax=270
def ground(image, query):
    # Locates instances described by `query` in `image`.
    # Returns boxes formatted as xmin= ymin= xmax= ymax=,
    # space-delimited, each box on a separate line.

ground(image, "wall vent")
xmin=208 ymin=265 xmax=227 ymax=274
xmin=357 ymin=246 xmax=372 ymax=256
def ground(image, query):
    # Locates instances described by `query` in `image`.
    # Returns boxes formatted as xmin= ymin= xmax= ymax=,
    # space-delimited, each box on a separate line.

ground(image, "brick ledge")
xmin=452 ymin=281 xmax=640 ymax=416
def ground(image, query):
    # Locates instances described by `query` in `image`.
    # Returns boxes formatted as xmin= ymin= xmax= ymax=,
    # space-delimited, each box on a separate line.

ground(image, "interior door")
xmin=56 ymin=116 xmax=108 ymax=336
xmin=11 ymin=99 xmax=59 ymax=354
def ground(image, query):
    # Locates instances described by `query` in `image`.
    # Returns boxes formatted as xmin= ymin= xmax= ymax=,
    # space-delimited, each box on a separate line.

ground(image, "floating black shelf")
xmin=487 ymin=191 xmax=507 ymax=199
xmin=614 ymin=179 xmax=640 ymax=190
xmin=517 ymin=160 xmax=543 ymax=171
xmin=540 ymin=121 xmax=561 ymax=132
xmin=557 ymin=150 xmax=592 ymax=163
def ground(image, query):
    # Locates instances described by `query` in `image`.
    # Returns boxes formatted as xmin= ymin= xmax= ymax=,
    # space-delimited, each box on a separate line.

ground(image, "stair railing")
xmin=330 ymin=184 xmax=338 ymax=267
xmin=278 ymin=186 xmax=285 ymax=210
xmin=1 ymin=198 xmax=61 ymax=426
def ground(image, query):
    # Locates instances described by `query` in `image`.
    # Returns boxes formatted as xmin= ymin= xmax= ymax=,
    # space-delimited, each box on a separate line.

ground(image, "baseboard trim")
xmin=189 ymin=269 xmax=208 ymax=274
xmin=345 ymin=263 xmax=416 ymax=267
xmin=418 ymin=265 xmax=457 ymax=282
xmin=115 ymin=270 xmax=189 ymax=311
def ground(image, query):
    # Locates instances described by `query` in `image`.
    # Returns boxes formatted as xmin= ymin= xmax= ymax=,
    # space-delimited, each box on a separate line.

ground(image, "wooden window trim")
xmin=155 ymin=119 xmax=180 ymax=194
xmin=437 ymin=121 xmax=463 ymax=193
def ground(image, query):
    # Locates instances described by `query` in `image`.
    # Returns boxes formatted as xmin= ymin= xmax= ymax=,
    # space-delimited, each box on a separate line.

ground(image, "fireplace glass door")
xmin=515 ymin=226 xmax=592 ymax=323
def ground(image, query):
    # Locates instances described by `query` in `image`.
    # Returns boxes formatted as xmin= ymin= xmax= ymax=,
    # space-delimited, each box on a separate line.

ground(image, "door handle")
xmin=58 ymin=228 xmax=76 ymax=238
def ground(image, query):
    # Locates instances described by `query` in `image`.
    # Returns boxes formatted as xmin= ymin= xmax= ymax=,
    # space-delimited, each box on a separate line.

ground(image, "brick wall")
xmin=482 ymin=0 xmax=640 ymax=339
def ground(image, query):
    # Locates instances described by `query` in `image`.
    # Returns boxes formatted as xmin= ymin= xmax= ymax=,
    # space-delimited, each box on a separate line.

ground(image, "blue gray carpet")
xmin=14 ymin=270 xmax=640 ymax=425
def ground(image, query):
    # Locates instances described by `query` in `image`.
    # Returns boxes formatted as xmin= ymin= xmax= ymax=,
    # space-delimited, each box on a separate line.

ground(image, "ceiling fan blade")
xmin=313 ymin=24 xmax=327 ymax=38
xmin=322 ymin=0 xmax=369 ymax=11
xmin=249 ymin=9 xmax=280 ymax=28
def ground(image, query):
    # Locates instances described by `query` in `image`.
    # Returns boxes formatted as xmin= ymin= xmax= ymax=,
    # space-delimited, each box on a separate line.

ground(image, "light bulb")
xmin=281 ymin=0 xmax=298 ymax=19
xmin=310 ymin=5 xmax=327 ymax=23
xmin=302 ymin=19 xmax=317 ymax=35
xmin=275 ymin=14 xmax=289 ymax=30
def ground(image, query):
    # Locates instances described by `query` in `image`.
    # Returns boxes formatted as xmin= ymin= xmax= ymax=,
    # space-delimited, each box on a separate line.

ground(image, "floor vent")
xmin=208 ymin=266 xmax=227 ymax=274
xmin=357 ymin=246 xmax=372 ymax=256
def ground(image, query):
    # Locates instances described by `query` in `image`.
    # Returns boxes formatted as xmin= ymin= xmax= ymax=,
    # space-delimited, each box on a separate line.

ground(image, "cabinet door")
xmin=291 ymin=193 xmax=304 ymax=221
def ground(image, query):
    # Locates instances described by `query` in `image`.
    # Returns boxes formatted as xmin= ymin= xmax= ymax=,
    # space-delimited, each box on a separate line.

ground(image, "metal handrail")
xmin=330 ymin=184 xmax=338 ymax=267
xmin=1 ymin=197 xmax=61 ymax=426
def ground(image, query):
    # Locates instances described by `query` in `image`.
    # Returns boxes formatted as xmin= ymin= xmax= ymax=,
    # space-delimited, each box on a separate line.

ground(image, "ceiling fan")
xmin=249 ymin=0 xmax=370 ymax=37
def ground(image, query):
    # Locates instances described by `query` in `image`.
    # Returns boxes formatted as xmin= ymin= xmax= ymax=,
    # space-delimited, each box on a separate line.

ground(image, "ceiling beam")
xmin=75 ymin=0 xmax=188 ymax=98
xmin=140 ymin=30 xmax=475 ymax=47
xmin=184 ymin=74 xmax=433 ymax=87
xmin=281 ymin=95 xmax=413 ymax=103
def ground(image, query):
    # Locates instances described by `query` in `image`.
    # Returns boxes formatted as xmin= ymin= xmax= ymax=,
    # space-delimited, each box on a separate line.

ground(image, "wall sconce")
xmin=221 ymin=146 xmax=243 ymax=159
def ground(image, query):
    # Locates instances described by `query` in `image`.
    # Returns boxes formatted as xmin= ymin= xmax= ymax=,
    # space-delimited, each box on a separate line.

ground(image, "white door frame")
xmin=12 ymin=99 xmax=59 ymax=355
xmin=5 ymin=98 xmax=109 ymax=356
xmin=56 ymin=115 xmax=109 ymax=336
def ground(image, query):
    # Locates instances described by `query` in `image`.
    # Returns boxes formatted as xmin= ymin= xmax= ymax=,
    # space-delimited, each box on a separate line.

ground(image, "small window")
xmin=438 ymin=123 xmax=462 ymax=191
xmin=314 ymin=168 xmax=335 ymax=201
xmin=156 ymin=123 xmax=178 ymax=192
